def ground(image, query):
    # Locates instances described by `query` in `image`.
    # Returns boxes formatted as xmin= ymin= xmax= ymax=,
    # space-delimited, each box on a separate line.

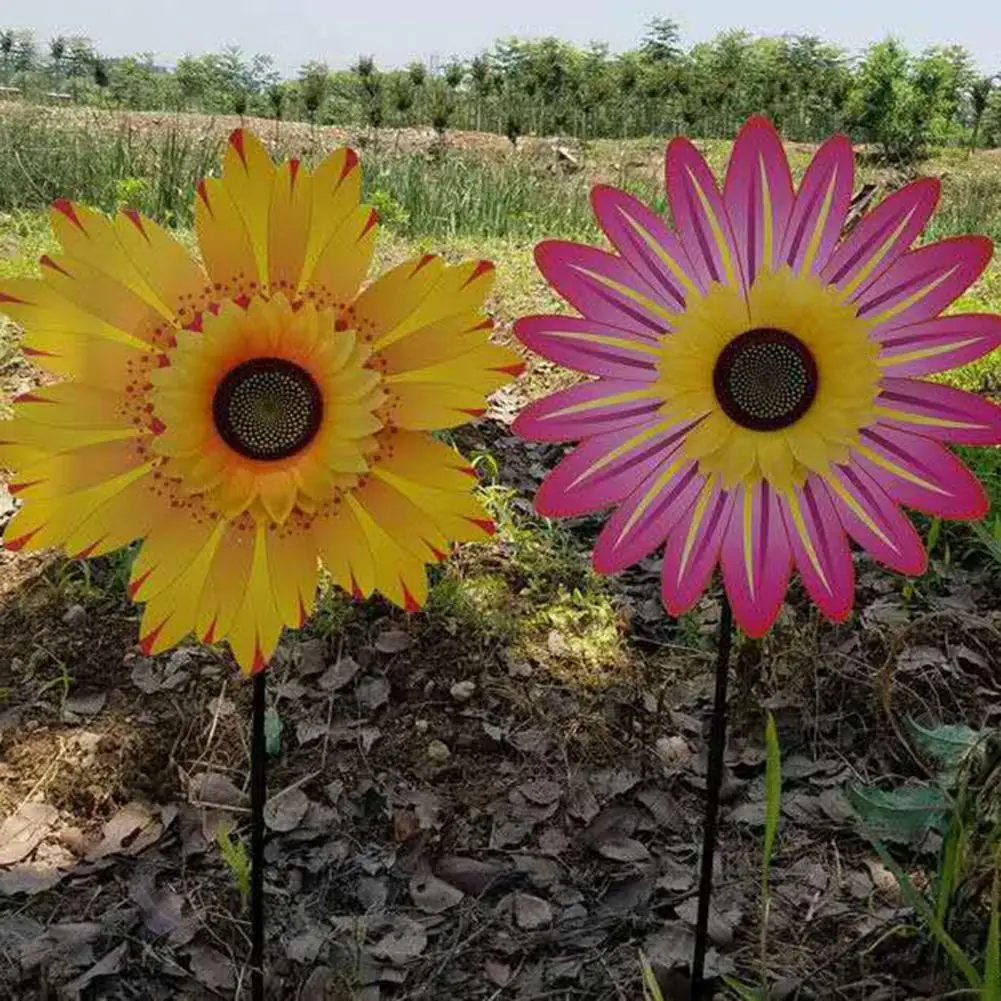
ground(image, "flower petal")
xmin=823 ymin=461 xmax=926 ymax=574
xmin=195 ymin=517 xmax=256 ymax=644
xmin=534 ymin=240 xmax=674 ymax=337
xmin=225 ymin=521 xmax=285 ymax=673
xmin=722 ymin=116 xmax=795 ymax=287
xmin=665 ymin=137 xmax=743 ymax=293
xmin=514 ymin=314 xmax=660 ymax=381
xmin=875 ymin=377 xmax=1001 ymax=445
xmin=268 ymin=158 xmax=313 ymax=294
xmin=138 ymin=520 xmax=226 ymax=657
xmin=299 ymin=147 xmax=363 ymax=288
xmin=779 ymin=478 xmax=854 ymax=622
xmin=590 ymin=184 xmax=701 ymax=305
xmin=661 ymin=478 xmax=734 ymax=615
xmin=876 ymin=313 xmax=1001 ymax=377
xmin=265 ymin=513 xmax=320 ymax=629
xmin=720 ymin=480 xmax=792 ymax=637
xmin=854 ymin=425 xmax=989 ymax=520
xmin=535 ymin=418 xmax=691 ymax=517
xmin=513 ymin=380 xmax=664 ymax=443
xmin=592 ymin=459 xmax=703 ymax=573
xmin=822 ymin=178 xmax=939 ymax=300
xmin=855 ymin=236 xmax=993 ymax=332
xmin=781 ymin=133 xmax=853 ymax=276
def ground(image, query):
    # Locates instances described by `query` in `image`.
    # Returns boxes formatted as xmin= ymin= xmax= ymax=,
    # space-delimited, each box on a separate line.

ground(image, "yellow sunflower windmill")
xmin=0 ymin=129 xmax=521 ymax=996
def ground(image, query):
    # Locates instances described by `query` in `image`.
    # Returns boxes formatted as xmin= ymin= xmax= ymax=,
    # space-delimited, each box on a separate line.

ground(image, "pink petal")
xmin=722 ymin=116 xmax=794 ymax=287
xmin=592 ymin=459 xmax=703 ymax=573
xmin=855 ymin=425 xmax=989 ymax=520
xmin=720 ymin=480 xmax=792 ymax=637
xmin=779 ymin=478 xmax=854 ymax=623
xmin=855 ymin=236 xmax=993 ymax=332
xmin=823 ymin=462 xmax=926 ymax=575
xmin=514 ymin=314 xmax=660 ymax=381
xmin=535 ymin=419 xmax=692 ymax=517
xmin=781 ymin=133 xmax=854 ymax=276
xmin=876 ymin=313 xmax=1001 ymax=377
xmin=665 ymin=137 xmax=744 ymax=293
xmin=534 ymin=240 xmax=673 ymax=337
xmin=661 ymin=480 xmax=734 ymax=615
xmin=876 ymin=377 xmax=1001 ymax=445
xmin=591 ymin=184 xmax=702 ymax=305
xmin=512 ymin=379 xmax=665 ymax=443
xmin=821 ymin=178 xmax=940 ymax=299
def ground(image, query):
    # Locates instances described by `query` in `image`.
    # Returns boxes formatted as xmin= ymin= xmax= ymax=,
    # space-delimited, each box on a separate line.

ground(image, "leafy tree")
xmin=407 ymin=60 xmax=427 ymax=88
xmin=641 ymin=17 xmax=682 ymax=64
xmin=48 ymin=36 xmax=67 ymax=89
xmin=444 ymin=59 xmax=464 ymax=90
xmin=847 ymin=38 xmax=931 ymax=163
xmin=299 ymin=60 xmax=330 ymax=124
xmin=970 ymin=76 xmax=996 ymax=152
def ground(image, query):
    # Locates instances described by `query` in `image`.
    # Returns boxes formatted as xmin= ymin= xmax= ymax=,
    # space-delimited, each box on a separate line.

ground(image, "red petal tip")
xmin=413 ymin=253 xmax=437 ymax=275
xmin=288 ymin=158 xmax=301 ymax=186
xmin=459 ymin=465 xmax=478 ymax=478
xmin=7 ymin=480 xmax=39 ymax=495
xmin=228 ymin=128 xmax=247 ymax=166
xmin=138 ymin=620 xmax=165 ymax=655
xmin=201 ymin=618 xmax=217 ymax=644
xmin=494 ymin=362 xmax=526 ymax=377
xmin=196 ymin=180 xmax=210 ymax=209
xmin=463 ymin=260 xmax=495 ymax=287
xmin=402 ymin=584 xmax=421 ymax=613
xmin=298 ymin=597 xmax=308 ymax=628
xmin=128 ymin=568 xmax=152 ymax=599
xmin=123 ymin=208 xmax=147 ymax=237
xmin=13 ymin=392 xmax=50 ymax=404
xmin=40 ymin=255 xmax=71 ymax=277
xmin=149 ymin=417 xmax=166 ymax=435
xmin=470 ymin=518 xmax=496 ymax=536
xmin=251 ymin=642 xmax=268 ymax=673
xmin=339 ymin=148 xmax=359 ymax=184
xmin=71 ymin=541 xmax=100 ymax=560
xmin=458 ymin=408 xmax=486 ymax=418
xmin=361 ymin=208 xmax=379 ymax=238
xmin=429 ymin=545 xmax=447 ymax=563
xmin=52 ymin=198 xmax=85 ymax=231
xmin=4 ymin=528 xmax=39 ymax=552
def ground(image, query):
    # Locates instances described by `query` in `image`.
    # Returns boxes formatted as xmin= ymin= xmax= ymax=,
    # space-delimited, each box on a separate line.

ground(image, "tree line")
xmin=1 ymin=19 xmax=999 ymax=161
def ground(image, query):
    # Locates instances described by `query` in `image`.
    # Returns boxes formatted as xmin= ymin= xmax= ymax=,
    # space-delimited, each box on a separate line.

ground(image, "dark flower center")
xmin=712 ymin=328 xmax=818 ymax=432
xmin=213 ymin=357 xmax=323 ymax=461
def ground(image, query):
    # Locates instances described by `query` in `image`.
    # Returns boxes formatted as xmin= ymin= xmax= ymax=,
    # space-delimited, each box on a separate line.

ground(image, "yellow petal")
xmin=265 ymin=512 xmax=319 ymax=628
xmin=138 ymin=520 xmax=226 ymax=655
xmin=225 ymin=522 xmax=285 ymax=672
xmin=268 ymin=159 xmax=312 ymax=293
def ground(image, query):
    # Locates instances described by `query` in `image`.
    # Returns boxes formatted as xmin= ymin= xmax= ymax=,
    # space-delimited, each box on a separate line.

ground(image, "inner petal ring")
xmin=712 ymin=328 xmax=818 ymax=432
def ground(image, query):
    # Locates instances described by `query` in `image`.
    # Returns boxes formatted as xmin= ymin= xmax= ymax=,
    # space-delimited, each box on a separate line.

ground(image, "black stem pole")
xmin=691 ymin=593 xmax=734 ymax=1000
xmin=250 ymin=670 xmax=267 ymax=1001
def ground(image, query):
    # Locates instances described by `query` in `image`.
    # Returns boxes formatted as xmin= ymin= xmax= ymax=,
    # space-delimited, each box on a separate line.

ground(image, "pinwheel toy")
xmin=513 ymin=116 xmax=1001 ymax=995
xmin=0 ymin=130 xmax=522 ymax=998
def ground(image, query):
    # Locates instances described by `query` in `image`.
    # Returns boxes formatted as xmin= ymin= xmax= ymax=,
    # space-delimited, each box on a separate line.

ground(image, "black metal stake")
xmin=250 ymin=670 xmax=267 ymax=1001
xmin=691 ymin=593 xmax=734 ymax=1000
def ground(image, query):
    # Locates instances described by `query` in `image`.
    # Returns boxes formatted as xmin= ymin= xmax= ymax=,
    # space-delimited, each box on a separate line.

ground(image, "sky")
xmin=4 ymin=0 xmax=1000 ymax=75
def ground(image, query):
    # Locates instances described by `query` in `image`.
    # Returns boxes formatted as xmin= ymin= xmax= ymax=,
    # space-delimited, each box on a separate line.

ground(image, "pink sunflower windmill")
xmin=512 ymin=116 xmax=1001 ymax=993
